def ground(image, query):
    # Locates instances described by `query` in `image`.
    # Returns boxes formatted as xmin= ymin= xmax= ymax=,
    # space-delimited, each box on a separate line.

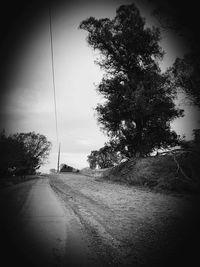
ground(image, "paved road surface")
xmin=16 ymin=178 xmax=66 ymax=266
xmin=0 ymin=174 xmax=199 ymax=267
xmin=0 ymin=177 xmax=102 ymax=267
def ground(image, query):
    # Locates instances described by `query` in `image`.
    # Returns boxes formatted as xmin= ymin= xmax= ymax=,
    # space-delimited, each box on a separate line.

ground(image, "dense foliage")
xmin=150 ymin=0 xmax=200 ymax=108
xmin=80 ymin=3 xmax=183 ymax=158
xmin=0 ymin=131 xmax=51 ymax=177
xmin=169 ymin=56 xmax=200 ymax=107
xmin=87 ymin=144 xmax=122 ymax=169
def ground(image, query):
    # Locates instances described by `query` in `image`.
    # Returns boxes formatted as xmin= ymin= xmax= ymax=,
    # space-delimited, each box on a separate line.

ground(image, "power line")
xmin=49 ymin=7 xmax=59 ymax=145
xmin=49 ymin=7 xmax=60 ymax=172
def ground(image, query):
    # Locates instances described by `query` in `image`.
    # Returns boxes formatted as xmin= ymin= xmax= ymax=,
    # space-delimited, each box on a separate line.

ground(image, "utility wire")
xmin=49 ymin=7 xmax=61 ymax=172
xmin=49 ymin=7 xmax=59 ymax=145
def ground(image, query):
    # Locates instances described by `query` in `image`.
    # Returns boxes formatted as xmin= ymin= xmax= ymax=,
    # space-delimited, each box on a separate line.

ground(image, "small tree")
xmin=0 ymin=131 xmax=51 ymax=177
xmin=87 ymin=144 xmax=121 ymax=169
xmin=12 ymin=132 xmax=51 ymax=174
xmin=87 ymin=150 xmax=99 ymax=169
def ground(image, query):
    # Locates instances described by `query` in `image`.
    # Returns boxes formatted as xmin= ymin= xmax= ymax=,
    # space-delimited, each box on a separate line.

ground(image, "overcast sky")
xmin=1 ymin=0 xmax=199 ymax=172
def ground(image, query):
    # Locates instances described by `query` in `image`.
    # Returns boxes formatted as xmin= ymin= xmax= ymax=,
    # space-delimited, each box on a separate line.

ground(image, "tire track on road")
xmin=49 ymin=177 xmax=130 ymax=267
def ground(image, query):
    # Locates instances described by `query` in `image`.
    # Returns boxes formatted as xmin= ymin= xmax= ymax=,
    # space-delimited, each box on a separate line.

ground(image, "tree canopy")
xmin=149 ymin=0 xmax=200 ymax=108
xmin=168 ymin=56 xmax=200 ymax=107
xmin=87 ymin=144 xmax=121 ymax=169
xmin=80 ymin=3 xmax=183 ymax=158
xmin=0 ymin=131 xmax=51 ymax=177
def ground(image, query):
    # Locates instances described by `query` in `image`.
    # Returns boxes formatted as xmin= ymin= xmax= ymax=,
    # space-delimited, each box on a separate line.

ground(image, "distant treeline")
xmin=60 ymin=164 xmax=79 ymax=173
xmin=50 ymin=164 xmax=79 ymax=174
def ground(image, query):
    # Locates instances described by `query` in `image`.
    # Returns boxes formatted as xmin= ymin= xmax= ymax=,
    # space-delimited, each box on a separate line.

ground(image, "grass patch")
xmin=0 ymin=175 xmax=40 ymax=188
xmin=100 ymin=151 xmax=200 ymax=194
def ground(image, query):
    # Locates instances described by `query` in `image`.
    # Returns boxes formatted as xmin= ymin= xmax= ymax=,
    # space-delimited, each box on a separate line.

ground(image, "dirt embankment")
xmin=82 ymin=151 xmax=200 ymax=194
xmin=50 ymin=173 xmax=200 ymax=267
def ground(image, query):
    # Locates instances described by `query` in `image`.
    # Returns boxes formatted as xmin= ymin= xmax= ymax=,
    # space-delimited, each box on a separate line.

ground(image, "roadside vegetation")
xmin=103 ymin=151 xmax=200 ymax=194
xmin=80 ymin=2 xmax=200 ymax=194
xmin=0 ymin=131 xmax=51 ymax=180
xmin=81 ymin=131 xmax=200 ymax=194
xmin=81 ymin=3 xmax=183 ymax=164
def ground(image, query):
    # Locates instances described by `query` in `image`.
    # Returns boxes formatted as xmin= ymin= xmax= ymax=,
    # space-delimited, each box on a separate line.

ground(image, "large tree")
xmin=80 ymin=3 xmax=183 ymax=158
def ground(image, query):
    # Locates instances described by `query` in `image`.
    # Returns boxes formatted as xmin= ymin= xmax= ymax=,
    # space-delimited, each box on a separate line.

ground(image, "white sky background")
xmin=2 ymin=0 xmax=200 ymax=173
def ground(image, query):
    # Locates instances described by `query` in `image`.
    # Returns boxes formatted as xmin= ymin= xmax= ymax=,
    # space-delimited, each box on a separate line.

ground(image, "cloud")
xmin=76 ymin=138 xmax=93 ymax=146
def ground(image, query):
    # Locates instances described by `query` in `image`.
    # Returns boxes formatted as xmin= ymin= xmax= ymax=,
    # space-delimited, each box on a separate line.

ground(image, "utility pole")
xmin=57 ymin=143 xmax=60 ymax=173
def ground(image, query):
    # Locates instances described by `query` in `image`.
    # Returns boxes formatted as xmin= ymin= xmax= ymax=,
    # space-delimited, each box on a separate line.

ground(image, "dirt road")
xmin=49 ymin=173 xmax=200 ymax=267
xmin=0 ymin=174 xmax=199 ymax=267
